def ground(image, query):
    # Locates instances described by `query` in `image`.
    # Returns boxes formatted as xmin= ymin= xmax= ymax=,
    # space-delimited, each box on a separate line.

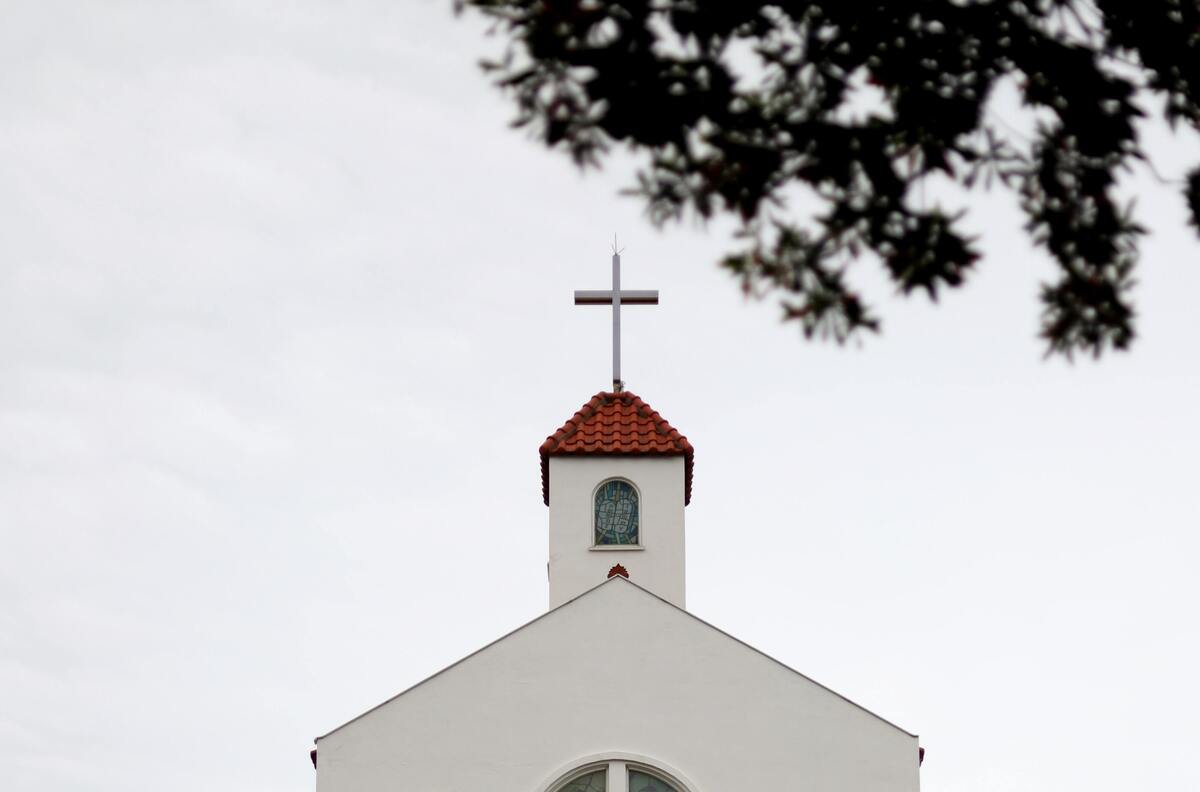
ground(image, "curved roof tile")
xmin=539 ymin=391 xmax=694 ymax=505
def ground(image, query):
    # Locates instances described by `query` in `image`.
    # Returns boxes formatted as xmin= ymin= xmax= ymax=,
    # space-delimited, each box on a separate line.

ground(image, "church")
xmin=310 ymin=254 xmax=922 ymax=792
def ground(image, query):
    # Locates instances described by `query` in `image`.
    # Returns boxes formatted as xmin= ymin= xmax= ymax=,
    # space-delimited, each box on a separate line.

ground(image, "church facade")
xmin=312 ymin=389 xmax=921 ymax=792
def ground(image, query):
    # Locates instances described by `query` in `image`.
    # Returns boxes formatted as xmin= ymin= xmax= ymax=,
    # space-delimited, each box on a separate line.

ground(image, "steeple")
xmin=540 ymin=390 xmax=694 ymax=609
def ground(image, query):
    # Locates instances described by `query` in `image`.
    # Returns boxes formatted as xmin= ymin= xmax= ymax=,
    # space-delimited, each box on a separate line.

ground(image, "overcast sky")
xmin=2 ymin=3 xmax=1198 ymax=791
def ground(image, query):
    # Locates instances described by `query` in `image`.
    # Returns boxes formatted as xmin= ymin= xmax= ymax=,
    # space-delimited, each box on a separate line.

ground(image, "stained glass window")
xmin=557 ymin=768 xmax=606 ymax=792
xmin=628 ymin=770 xmax=679 ymax=792
xmin=594 ymin=479 xmax=639 ymax=545
xmin=552 ymin=763 xmax=682 ymax=792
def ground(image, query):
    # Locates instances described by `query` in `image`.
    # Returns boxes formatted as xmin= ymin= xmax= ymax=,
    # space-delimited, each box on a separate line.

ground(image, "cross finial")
xmin=574 ymin=242 xmax=659 ymax=392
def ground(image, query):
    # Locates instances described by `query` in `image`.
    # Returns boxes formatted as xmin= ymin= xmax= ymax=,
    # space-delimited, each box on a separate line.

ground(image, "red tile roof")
xmin=540 ymin=390 xmax=694 ymax=505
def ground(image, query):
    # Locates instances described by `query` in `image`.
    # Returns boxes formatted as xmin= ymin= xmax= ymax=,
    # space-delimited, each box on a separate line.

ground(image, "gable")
xmin=315 ymin=578 xmax=918 ymax=792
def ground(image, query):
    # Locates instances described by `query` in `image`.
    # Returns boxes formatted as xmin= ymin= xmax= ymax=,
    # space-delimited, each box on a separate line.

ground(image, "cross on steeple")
xmin=574 ymin=243 xmax=659 ymax=392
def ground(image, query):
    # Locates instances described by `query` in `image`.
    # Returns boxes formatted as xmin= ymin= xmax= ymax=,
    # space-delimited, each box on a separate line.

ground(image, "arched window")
xmin=593 ymin=479 xmax=639 ymax=546
xmin=627 ymin=769 xmax=678 ymax=792
xmin=556 ymin=768 xmax=606 ymax=792
xmin=550 ymin=762 xmax=683 ymax=792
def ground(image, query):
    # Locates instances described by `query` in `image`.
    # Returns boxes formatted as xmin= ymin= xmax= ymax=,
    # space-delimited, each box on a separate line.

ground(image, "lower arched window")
xmin=556 ymin=768 xmax=607 ymax=792
xmin=627 ymin=769 xmax=677 ymax=792
xmin=552 ymin=761 xmax=682 ymax=792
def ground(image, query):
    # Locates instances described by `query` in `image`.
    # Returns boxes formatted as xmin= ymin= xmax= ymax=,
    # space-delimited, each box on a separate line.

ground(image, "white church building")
xmin=311 ymin=255 xmax=922 ymax=792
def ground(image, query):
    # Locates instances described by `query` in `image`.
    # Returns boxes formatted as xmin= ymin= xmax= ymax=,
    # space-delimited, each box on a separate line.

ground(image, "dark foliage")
xmin=458 ymin=1 xmax=1200 ymax=356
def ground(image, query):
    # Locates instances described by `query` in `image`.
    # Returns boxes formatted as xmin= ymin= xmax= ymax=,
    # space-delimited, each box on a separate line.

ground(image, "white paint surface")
xmin=315 ymin=578 xmax=919 ymax=792
xmin=548 ymin=456 xmax=686 ymax=608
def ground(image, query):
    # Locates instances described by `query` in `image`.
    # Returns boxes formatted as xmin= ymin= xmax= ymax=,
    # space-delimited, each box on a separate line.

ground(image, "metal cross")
xmin=574 ymin=247 xmax=659 ymax=392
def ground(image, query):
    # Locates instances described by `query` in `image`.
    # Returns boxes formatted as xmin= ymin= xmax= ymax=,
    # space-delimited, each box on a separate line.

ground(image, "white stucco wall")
xmin=547 ymin=456 xmax=686 ymax=609
xmin=315 ymin=578 xmax=920 ymax=792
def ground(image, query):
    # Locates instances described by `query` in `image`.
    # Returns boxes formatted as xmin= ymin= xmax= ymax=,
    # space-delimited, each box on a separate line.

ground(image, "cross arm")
xmin=574 ymin=290 xmax=660 ymax=305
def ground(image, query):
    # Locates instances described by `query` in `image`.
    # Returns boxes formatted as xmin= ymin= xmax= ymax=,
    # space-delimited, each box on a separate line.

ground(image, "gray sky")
xmin=2 ymin=3 xmax=1198 ymax=791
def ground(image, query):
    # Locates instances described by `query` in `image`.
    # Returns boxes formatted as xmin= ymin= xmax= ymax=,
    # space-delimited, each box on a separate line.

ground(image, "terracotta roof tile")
xmin=540 ymin=391 xmax=694 ymax=505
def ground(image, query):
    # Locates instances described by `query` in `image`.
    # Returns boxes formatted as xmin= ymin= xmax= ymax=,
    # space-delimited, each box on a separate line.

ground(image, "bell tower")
xmin=540 ymin=390 xmax=694 ymax=609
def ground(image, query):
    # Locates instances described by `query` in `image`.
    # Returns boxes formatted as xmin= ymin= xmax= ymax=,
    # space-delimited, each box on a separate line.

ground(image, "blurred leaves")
xmin=459 ymin=0 xmax=1200 ymax=357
